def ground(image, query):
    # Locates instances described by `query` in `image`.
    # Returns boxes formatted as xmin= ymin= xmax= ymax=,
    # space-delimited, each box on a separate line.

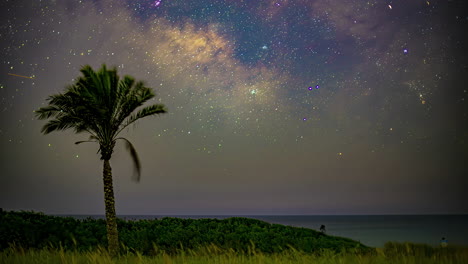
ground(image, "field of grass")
xmin=1 ymin=243 xmax=467 ymax=264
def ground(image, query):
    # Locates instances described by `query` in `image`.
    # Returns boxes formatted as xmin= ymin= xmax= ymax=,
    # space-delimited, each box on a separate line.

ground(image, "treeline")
xmin=0 ymin=210 xmax=369 ymax=255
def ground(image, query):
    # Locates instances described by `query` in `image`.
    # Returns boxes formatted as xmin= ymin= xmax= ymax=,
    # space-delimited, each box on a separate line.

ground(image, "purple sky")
xmin=0 ymin=0 xmax=467 ymax=215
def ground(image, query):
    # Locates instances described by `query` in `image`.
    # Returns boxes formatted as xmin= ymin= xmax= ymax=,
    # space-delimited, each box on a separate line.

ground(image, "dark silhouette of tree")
xmin=35 ymin=64 xmax=167 ymax=256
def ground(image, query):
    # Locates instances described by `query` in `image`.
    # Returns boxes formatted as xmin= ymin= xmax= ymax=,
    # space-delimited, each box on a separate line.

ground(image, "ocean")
xmin=61 ymin=214 xmax=468 ymax=248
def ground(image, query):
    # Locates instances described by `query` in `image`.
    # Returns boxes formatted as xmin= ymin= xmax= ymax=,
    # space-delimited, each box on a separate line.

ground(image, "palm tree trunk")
xmin=103 ymin=159 xmax=119 ymax=256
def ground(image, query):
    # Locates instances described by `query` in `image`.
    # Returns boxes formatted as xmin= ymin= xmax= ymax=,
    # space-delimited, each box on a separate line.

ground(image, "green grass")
xmin=1 ymin=243 xmax=467 ymax=264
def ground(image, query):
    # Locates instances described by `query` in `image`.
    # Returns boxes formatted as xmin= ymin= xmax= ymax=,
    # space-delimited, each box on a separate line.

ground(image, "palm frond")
xmin=117 ymin=137 xmax=141 ymax=182
xmin=75 ymin=140 xmax=94 ymax=145
xmin=41 ymin=117 xmax=80 ymax=134
xmin=35 ymin=105 xmax=62 ymax=120
xmin=119 ymin=104 xmax=167 ymax=133
xmin=111 ymin=75 xmax=135 ymax=125
xmin=75 ymin=135 xmax=99 ymax=145
xmin=117 ymin=76 xmax=135 ymax=99
xmin=113 ymin=81 xmax=155 ymax=126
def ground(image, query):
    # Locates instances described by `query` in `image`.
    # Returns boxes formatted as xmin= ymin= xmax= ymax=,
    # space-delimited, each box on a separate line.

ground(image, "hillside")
xmin=0 ymin=210 xmax=370 ymax=255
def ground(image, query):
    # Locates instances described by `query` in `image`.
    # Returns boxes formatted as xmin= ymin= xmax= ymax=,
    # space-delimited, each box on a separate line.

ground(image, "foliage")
xmin=35 ymin=63 xmax=167 ymax=171
xmin=0 ymin=210 xmax=369 ymax=255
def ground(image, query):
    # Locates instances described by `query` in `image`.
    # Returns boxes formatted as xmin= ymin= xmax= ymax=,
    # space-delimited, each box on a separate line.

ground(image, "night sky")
xmin=1 ymin=0 xmax=467 ymax=215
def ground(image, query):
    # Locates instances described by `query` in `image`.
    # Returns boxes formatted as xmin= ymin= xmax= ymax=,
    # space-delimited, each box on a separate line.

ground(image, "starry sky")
xmin=1 ymin=0 xmax=467 ymax=215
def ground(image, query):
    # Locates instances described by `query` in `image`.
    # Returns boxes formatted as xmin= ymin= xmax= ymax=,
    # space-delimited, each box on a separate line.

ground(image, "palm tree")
xmin=35 ymin=64 xmax=167 ymax=256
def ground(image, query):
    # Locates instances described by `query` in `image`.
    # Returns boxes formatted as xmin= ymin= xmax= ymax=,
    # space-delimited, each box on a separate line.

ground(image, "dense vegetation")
xmin=2 ymin=210 xmax=466 ymax=263
xmin=0 ymin=210 xmax=368 ymax=255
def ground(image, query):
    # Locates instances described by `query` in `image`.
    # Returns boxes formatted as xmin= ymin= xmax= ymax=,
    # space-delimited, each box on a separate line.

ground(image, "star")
xmin=0 ymin=0 xmax=466 ymax=217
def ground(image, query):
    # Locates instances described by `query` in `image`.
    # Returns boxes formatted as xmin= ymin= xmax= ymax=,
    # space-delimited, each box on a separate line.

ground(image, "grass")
xmin=1 ymin=243 xmax=467 ymax=264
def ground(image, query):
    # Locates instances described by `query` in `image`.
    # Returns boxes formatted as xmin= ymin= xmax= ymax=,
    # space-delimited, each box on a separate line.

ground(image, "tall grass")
xmin=1 ymin=243 xmax=467 ymax=264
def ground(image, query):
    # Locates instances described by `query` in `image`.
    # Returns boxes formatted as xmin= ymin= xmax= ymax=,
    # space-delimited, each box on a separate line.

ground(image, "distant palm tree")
xmin=35 ymin=64 xmax=167 ymax=256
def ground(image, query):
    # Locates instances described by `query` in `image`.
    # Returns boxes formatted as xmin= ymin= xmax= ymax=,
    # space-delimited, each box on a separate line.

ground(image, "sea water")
xmin=63 ymin=214 xmax=468 ymax=247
